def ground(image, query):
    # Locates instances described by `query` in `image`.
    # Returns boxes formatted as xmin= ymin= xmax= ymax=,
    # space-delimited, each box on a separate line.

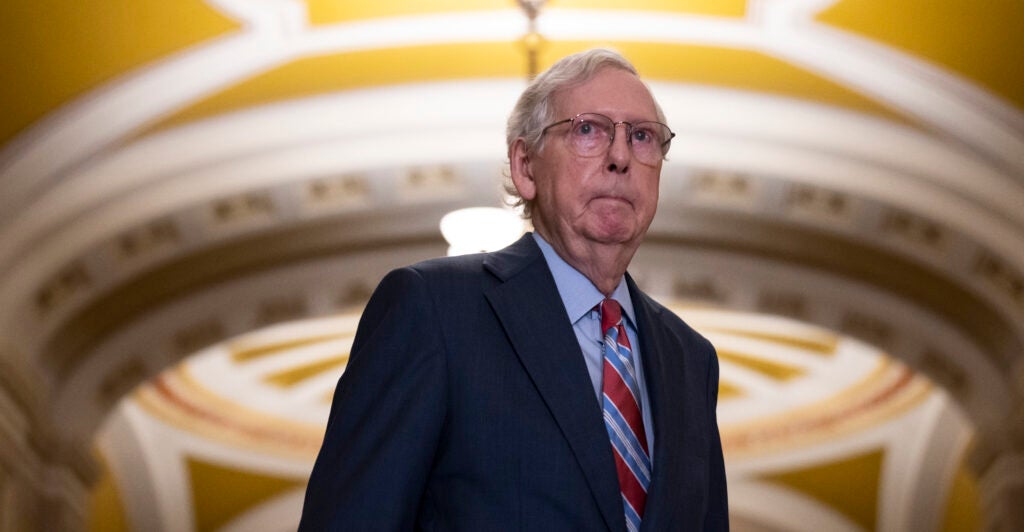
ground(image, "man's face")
xmin=519 ymin=67 xmax=663 ymax=252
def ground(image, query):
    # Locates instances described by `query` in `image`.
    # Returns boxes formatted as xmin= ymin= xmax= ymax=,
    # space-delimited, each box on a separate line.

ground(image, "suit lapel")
xmin=628 ymin=278 xmax=687 ymax=530
xmin=484 ymin=235 xmax=624 ymax=532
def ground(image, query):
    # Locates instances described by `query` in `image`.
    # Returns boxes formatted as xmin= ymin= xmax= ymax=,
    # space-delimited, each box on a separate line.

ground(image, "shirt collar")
xmin=532 ymin=232 xmax=636 ymax=327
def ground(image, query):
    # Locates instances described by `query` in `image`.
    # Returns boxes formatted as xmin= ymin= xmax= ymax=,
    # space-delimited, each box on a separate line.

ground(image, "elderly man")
xmin=300 ymin=48 xmax=728 ymax=531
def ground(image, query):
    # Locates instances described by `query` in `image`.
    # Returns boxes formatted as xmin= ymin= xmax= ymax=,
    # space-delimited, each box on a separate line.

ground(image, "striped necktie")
xmin=600 ymin=298 xmax=650 ymax=532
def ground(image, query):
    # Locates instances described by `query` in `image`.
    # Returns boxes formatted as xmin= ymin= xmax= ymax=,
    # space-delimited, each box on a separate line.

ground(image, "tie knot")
xmin=600 ymin=298 xmax=622 ymax=333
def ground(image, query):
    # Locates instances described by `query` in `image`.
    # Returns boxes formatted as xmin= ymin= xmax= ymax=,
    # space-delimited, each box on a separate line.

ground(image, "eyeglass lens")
xmin=568 ymin=113 xmax=672 ymax=164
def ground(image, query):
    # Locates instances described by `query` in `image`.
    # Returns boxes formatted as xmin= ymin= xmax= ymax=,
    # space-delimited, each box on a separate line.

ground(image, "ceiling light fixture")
xmin=440 ymin=207 xmax=525 ymax=256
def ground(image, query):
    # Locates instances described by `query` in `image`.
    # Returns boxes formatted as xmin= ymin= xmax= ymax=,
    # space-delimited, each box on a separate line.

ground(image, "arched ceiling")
xmin=3 ymin=0 xmax=1022 ymax=145
xmin=1 ymin=1 xmax=1023 ymax=531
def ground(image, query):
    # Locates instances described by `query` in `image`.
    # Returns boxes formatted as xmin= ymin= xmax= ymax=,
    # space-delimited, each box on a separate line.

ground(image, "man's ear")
xmin=509 ymin=138 xmax=537 ymax=201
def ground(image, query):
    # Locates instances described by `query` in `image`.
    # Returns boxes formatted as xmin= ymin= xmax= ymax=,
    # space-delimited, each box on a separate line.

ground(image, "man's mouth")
xmin=594 ymin=195 xmax=632 ymax=207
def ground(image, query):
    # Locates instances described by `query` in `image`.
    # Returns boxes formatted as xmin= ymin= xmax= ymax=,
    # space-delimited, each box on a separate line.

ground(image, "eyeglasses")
xmin=540 ymin=112 xmax=675 ymax=166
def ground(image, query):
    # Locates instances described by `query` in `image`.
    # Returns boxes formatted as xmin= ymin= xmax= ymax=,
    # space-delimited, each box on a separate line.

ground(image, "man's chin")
xmin=583 ymin=222 xmax=640 ymax=246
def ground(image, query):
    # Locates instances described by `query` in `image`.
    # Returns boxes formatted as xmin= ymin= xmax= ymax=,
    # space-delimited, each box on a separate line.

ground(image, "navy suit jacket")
xmin=300 ymin=234 xmax=728 ymax=531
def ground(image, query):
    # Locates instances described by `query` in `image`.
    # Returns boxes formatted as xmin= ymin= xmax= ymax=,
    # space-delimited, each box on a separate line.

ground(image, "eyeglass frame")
xmin=538 ymin=112 xmax=676 ymax=164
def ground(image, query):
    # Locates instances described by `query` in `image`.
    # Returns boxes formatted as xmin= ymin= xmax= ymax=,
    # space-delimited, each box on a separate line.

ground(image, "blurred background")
xmin=1 ymin=1 xmax=1022 ymax=531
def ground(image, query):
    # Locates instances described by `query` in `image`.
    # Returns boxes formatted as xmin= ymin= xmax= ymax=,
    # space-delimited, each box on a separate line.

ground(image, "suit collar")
xmin=484 ymin=235 xmax=692 ymax=531
xmin=627 ymin=278 xmax=690 ymax=530
xmin=532 ymin=232 xmax=637 ymax=326
xmin=484 ymin=233 xmax=626 ymax=532
xmin=482 ymin=232 xmax=543 ymax=282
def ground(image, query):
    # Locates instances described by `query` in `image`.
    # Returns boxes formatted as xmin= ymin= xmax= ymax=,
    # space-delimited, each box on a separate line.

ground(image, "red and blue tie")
xmin=600 ymin=298 xmax=650 ymax=532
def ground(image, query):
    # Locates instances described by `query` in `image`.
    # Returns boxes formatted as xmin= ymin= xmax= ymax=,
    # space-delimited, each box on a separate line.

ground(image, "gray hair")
xmin=504 ymin=48 xmax=666 ymax=218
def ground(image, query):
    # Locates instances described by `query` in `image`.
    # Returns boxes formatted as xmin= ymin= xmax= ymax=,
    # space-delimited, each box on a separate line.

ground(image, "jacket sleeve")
xmin=704 ymin=347 xmax=730 ymax=531
xmin=298 ymin=267 xmax=447 ymax=531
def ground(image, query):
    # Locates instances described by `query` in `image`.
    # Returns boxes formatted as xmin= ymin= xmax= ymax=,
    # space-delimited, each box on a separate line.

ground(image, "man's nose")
xmin=606 ymin=123 xmax=631 ymax=174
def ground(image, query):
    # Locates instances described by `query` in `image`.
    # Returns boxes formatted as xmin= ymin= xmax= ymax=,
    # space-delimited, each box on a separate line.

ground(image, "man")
xmin=300 ymin=48 xmax=728 ymax=531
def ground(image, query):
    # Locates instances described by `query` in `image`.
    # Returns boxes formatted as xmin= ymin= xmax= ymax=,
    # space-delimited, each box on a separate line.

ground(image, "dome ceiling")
xmin=3 ymin=0 xmax=1022 ymax=145
xmin=1 ymin=1 xmax=1022 ymax=531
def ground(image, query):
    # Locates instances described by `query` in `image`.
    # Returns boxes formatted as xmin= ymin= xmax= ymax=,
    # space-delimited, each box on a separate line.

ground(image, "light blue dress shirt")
xmin=532 ymin=232 xmax=655 ymax=456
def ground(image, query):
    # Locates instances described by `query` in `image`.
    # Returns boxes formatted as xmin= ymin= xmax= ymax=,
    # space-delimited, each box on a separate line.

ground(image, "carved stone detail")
xmin=210 ymin=191 xmax=276 ymax=226
xmin=115 ymin=218 xmax=182 ymax=262
xmin=974 ymin=251 xmax=1024 ymax=315
xmin=306 ymin=175 xmax=370 ymax=208
xmin=34 ymin=262 xmax=93 ymax=318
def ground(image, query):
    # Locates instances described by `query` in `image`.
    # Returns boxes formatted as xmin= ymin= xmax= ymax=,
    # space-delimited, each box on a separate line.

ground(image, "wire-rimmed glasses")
xmin=540 ymin=112 xmax=675 ymax=166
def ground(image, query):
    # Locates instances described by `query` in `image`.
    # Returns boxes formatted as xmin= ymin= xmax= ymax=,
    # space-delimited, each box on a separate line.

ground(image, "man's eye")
xmin=577 ymin=122 xmax=594 ymax=135
xmin=633 ymin=129 xmax=653 ymax=143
